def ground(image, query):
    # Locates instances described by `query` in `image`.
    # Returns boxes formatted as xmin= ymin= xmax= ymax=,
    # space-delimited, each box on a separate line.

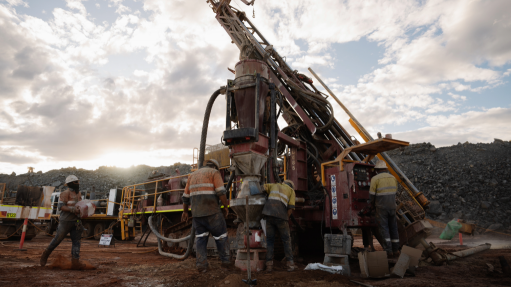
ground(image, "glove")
xmin=222 ymin=208 xmax=229 ymax=219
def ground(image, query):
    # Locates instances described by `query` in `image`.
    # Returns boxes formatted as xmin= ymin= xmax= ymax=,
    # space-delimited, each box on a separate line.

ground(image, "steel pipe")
xmin=446 ymin=243 xmax=491 ymax=261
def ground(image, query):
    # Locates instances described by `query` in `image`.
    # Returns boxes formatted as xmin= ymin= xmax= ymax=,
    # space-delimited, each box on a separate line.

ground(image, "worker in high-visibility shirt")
xmin=262 ymin=180 xmax=296 ymax=272
xmin=181 ymin=159 xmax=230 ymax=273
xmin=40 ymin=175 xmax=86 ymax=269
xmin=369 ymin=161 xmax=400 ymax=257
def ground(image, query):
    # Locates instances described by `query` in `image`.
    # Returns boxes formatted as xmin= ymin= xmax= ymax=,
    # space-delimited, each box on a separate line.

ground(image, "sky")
xmin=0 ymin=0 xmax=510 ymax=174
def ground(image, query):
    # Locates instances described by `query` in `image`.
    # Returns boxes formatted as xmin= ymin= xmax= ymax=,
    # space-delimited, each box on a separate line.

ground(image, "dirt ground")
xmin=1 ymin=232 xmax=511 ymax=287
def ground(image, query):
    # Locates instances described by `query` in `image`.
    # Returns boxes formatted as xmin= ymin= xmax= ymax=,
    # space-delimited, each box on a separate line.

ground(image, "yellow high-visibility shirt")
xmin=369 ymin=172 xmax=398 ymax=210
xmin=261 ymin=183 xmax=295 ymax=220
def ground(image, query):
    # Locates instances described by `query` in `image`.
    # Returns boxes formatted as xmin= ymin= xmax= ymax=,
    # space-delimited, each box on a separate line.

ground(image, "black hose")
xmin=198 ymin=88 xmax=223 ymax=168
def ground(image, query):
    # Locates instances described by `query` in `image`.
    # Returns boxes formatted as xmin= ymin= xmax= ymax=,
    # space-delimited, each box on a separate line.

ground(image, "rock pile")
xmin=0 ymin=163 xmax=191 ymax=198
xmin=387 ymin=139 xmax=511 ymax=234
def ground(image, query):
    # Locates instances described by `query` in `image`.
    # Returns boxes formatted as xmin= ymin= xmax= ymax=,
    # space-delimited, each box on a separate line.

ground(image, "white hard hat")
xmin=65 ymin=175 xmax=79 ymax=184
xmin=283 ymin=180 xmax=295 ymax=189
xmin=206 ymin=159 xmax=220 ymax=169
xmin=374 ymin=161 xmax=387 ymax=169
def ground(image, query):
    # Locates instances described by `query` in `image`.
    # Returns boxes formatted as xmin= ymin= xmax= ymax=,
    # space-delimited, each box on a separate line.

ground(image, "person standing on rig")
xmin=369 ymin=161 xmax=400 ymax=257
xmin=262 ymin=179 xmax=296 ymax=272
xmin=181 ymin=159 xmax=230 ymax=273
xmin=40 ymin=175 xmax=86 ymax=269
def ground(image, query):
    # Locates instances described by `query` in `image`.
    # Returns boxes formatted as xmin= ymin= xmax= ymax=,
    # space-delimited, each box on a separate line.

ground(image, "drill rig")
xmin=202 ymin=0 xmax=432 ymax=258
xmin=127 ymin=0 xmax=439 ymax=268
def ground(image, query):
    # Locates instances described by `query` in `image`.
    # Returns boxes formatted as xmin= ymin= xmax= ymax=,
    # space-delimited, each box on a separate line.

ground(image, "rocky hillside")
xmin=0 ymin=163 xmax=191 ymax=198
xmin=387 ymin=139 xmax=511 ymax=233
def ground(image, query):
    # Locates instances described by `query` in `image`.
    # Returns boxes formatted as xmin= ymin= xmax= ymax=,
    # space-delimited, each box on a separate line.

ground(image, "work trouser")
xmin=193 ymin=212 xmax=230 ymax=269
xmin=375 ymin=208 xmax=399 ymax=253
xmin=46 ymin=220 xmax=83 ymax=259
xmin=265 ymin=216 xmax=293 ymax=263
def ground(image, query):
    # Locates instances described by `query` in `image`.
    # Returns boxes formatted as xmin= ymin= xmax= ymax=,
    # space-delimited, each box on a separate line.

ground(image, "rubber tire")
xmin=93 ymin=223 xmax=105 ymax=240
xmin=82 ymin=222 xmax=93 ymax=239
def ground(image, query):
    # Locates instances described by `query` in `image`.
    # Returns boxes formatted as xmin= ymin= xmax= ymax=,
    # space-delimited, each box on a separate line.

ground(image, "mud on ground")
xmin=1 ymin=233 xmax=511 ymax=287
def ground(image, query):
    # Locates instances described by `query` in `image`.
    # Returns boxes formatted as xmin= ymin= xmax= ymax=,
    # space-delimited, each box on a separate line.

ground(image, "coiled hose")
xmin=148 ymin=215 xmax=195 ymax=260
xmin=198 ymin=88 xmax=223 ymax=168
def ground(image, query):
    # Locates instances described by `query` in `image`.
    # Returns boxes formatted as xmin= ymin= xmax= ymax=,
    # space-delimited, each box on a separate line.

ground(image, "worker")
xmin=181 ymin=159 xmax=230 ymax=273
xmin=369 ymin=161 xmax=400 ymax=257
xmin=262 ymin=180 xmax=296 ymax=272
xmin=40 ymin=175 xmax=86 ymax=269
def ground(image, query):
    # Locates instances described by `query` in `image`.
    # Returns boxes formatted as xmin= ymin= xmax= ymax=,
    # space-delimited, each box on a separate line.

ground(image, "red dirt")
xmin=49 ymin=254 xmax=97 ymax=270
xmin=0 ymin=233 xmax=510 ymax=286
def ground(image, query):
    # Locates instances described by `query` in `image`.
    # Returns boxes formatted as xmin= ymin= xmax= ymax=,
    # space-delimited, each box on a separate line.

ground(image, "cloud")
xmin=0 ymin=1 xmax=238 ymax=173
xmin=0 ymin=0 xmax=510 ymax=174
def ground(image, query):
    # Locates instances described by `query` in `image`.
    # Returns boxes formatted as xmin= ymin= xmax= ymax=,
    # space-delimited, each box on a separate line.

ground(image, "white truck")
xmin=0 ymin=183 xmax=54 ymax=240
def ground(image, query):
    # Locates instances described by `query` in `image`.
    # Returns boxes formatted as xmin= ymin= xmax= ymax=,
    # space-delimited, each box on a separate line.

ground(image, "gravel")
xmin=386 ymin=139 xmax=511 ymax=232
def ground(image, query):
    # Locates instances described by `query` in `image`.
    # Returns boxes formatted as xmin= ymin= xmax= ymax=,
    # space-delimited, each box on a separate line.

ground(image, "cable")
xmin=198 ymin=89 xmax=223 ymax=168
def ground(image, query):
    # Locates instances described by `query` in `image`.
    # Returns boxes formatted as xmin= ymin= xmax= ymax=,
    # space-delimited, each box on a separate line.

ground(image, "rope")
xmin=28 ymin=220 xmax=55 ymax=238
xmin=0 ymin=224 xmax=24 ymax=240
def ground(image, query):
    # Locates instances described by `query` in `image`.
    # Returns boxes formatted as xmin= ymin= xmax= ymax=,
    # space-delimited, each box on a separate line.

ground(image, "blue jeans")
xmin=375 ymin=208 xmax=399 ymax=252
xmin=193 ymin=212 xmax=229 ymax=268
xmin=46 ymin=220 xmax=83 ymax=259
xmin=265 ymin=216 xmax=293 ymax=263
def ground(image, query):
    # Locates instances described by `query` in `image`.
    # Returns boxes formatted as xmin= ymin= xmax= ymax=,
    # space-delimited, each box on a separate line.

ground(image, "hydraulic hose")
xmin=198 ymin=88 xmax=223 ymax=168
xmin=226 ymin=171 xmax=236 ymax=192
xmin=148 ymin=215 xmax=195 ymax=260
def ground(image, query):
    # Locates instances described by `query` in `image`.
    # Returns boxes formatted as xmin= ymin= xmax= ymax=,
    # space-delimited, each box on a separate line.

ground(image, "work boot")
xmin=40 ymin=249 xmax=52 ymax=267
xmin=197 ymin=264 xmax=209 ymax=273
xmin=286 ymin=261 xmax=295 ymax=272
xmin=266 ymin=261 xmax=273 ymax=272
xmin=71 ymin=258 xmax=86 ymax=270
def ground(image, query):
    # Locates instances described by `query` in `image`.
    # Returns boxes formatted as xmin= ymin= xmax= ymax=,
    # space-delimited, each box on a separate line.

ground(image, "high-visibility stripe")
xmin=391 ymin=239 xmax=399 ymax=243
xmin=369 ymin=191 xmax=375 ymax=195
xmin=385 ymin=238 xmax=391 ymax=241
xmin=190 ymin=183 xmax=214 ymax=189
xmin=67 ymin=201 xmax=76 ymax=204
xmin=215 ymin=187 xmax=226 ymax=192
xmin=190 ymin=190 xmax=216 ymax=196
xmin=183 ymin=193 xmax=190 ymax=198
xmin=196 ymin=232 xmax=210 ymax=238
xmin=213 ymin=233 xmax=227 ymax=240
xmin=270 ymin=190 xmax=289 ymax=201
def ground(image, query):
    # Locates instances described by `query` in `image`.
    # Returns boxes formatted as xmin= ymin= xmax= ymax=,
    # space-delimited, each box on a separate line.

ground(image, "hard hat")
xmin=283 ymin=180 xmax=295 ymax=189
xmin=206 ymin=159 xmax=220 ymax=170
xmin=65 ymin=175 xmax=79 ymax=184
xmin=374 ymin=161 xmax=387 ymax=169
